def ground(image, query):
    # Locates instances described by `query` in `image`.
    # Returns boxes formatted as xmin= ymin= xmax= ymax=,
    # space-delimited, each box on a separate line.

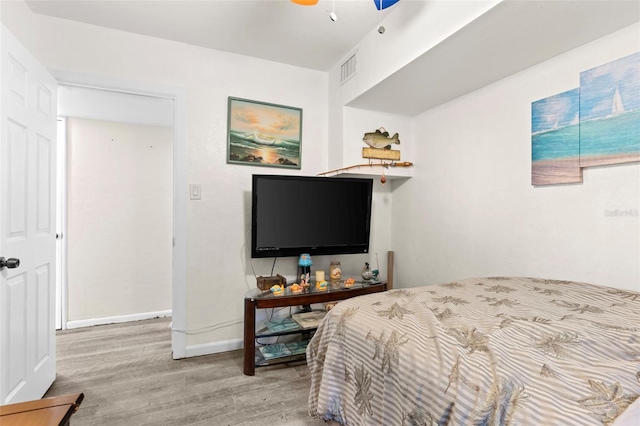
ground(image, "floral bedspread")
xmin=307 ymin=277 xmax=640 ymax=425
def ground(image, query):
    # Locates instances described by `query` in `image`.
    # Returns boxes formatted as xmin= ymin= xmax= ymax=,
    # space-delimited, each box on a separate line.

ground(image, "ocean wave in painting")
xmin=579 ymin=51 xmax=640 ymax=167
xmin=228 ymin=130 xmax=300 ymax=166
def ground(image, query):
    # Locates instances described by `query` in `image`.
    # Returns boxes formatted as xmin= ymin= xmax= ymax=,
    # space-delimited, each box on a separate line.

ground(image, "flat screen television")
xmin=251 ymin=174 xmax=373 ymax=258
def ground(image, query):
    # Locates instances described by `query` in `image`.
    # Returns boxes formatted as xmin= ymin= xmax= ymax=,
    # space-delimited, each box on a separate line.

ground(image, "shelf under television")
xmin=255 ymin=337 xmax=312 ymax=366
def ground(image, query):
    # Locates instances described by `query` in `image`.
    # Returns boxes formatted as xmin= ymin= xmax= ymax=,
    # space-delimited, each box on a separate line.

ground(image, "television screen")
xmin=251 ymin=174 xmax=373 ymax=258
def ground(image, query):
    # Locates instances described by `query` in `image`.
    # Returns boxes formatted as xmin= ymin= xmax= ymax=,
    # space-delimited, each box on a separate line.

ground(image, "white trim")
xmin=171 ymin=87 xmax=188 ymax=359
xmin=61 ymin=117 xmax=69 ymax=331
xmin=66 ymin=310 xmax=172 ymax=330
xmin=50 ymin=70 xmax=188 ymax=359
xmin=185 ymin=338 xmax=243 ymax=358
xmin=55 ymin=117 xmax=69 ymax=330
xmin=49 ymin=71 xmax=178 ymax=100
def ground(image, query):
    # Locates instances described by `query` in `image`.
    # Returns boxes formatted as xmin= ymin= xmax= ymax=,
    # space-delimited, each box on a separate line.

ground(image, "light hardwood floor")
xmin=45 ymin=318 xmax=326 ymax=425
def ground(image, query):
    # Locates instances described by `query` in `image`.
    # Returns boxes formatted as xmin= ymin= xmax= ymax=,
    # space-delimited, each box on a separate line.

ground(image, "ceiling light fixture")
xmin=291 ymin=0 xmax=319 ymax=5
xmin=377 ymin=0 xmax=385 ymax=34
xmin=330 ymin=0 xmax=337 ymax=21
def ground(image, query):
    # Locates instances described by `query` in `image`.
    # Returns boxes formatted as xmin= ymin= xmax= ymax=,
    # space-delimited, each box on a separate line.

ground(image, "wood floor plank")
xmin=45 ymin=318 xmax=325 ymax=425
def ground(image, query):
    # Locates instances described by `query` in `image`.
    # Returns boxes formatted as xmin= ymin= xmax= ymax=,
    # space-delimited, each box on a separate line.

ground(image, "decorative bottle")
xmin=329 ymin=261 xmax=342 ymax=281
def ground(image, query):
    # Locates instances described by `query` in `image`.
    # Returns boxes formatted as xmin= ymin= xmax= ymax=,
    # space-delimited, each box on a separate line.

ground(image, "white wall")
xmin=3 ymin=0 xmax=636 ymax=358
xmin=35 ymin=17 xmax=333 ymax=348
xmin=0 ymin=0 xmax=37 ymax=51
xmin=327 ymin=1 xmax=498 ymax=177
xmin=67 ymin=118 xmax=173 ymax=321
xmin=392 ymin=23 xmax=640 ymax=292
xmin=341 ymin=107 xmax=413 ymax=179
xmin=333 ymin=0 xmax=500 ymax=106
xmin=0 ymin=5 xmax=384 ymax=353
xmin=58 ymin=85 xmax=173 ymax=128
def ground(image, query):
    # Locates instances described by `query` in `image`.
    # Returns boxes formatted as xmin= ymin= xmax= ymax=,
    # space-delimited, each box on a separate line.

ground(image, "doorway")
xmin=56 ymin=85 xmax=175 ymax=330
xmin=1 ymin=29 xmax=187 ymax=405
xmin=50 ymin=71 xmax=188 ymax=359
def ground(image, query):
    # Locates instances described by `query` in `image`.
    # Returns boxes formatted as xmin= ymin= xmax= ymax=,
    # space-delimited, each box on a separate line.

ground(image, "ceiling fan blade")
xmin=373 ymin=0 xmax=400 ymax=10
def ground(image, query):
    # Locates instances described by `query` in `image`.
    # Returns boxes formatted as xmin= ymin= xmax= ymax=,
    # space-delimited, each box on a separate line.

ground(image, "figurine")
xmin=316 ymin=280 xmax=328 ymax=291
xmin=299 ymin=273 xmax=310 ymax=286
xmin=298 ymin=253 xmax=313 ymax=285
xmin=270 ymin=284 xmax=284 ymax=296
xmin=361 ymin=262 xmax=374 ymax=281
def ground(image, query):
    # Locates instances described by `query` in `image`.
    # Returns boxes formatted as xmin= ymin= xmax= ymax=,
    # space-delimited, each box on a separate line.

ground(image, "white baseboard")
xmin=66 ymin=310 xmax=172 ymax=329
xmin=185 ymin=338 xmax=243 ymax=358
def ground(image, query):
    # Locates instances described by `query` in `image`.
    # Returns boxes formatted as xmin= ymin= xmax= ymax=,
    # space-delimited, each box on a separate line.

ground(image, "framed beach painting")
xmin=227 ymin=97 xmax=302 ymax=169
xmin=531 ymin=88 xmax=582 ymax=186
xmin=578 ymin=51 xmax=640 ymax=168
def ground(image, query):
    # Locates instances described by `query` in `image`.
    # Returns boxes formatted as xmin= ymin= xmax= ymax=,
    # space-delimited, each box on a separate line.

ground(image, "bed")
xmin=307 ymin=277 xmax=640 ymax=425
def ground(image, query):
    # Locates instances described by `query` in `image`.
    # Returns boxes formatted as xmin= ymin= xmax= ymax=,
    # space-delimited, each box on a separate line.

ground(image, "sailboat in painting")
xmin=578 ymin=51 xmax=640 ymax=168
xmin=611 ymin=87 xmax=625 ymax=115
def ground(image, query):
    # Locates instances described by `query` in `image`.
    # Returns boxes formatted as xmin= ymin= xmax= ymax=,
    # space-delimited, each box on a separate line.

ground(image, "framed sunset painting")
xmin=227 ymin=97 xmax=302 ymax=169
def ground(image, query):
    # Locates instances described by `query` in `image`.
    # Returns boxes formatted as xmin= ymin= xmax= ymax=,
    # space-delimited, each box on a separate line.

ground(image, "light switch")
xmin=190 ymin=184 xmax=201 ymax=200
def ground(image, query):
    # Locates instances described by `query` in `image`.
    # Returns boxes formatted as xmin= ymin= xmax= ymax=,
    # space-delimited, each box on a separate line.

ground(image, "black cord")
xmin=270 ymin=257 xmax=277 ymax=276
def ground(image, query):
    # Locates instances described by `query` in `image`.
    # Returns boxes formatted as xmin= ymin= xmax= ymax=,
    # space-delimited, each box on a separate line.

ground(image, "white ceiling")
xmin=25 ymin=0 xmax=393 ymax=72
xmin=26 ymin=0 xmax=640 ymax=115
xmin=348 ymin=0 xmax=640 ymax=115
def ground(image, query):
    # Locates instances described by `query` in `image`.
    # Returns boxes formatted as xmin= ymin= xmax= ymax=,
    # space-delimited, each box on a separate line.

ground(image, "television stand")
xmin=244 ymin=280 xmax=387 ymax=375
xmin=243 ymin=250 xmax=395 ymax=376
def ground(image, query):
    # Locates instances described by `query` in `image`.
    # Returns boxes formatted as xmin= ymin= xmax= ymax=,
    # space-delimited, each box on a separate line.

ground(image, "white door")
xmin=0 ymin=25 xmax=57 ymax=404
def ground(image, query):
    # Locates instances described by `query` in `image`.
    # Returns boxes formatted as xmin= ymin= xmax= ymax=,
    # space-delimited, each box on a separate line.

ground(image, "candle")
xmin=315 ymin=270 xmax=325 ymax=282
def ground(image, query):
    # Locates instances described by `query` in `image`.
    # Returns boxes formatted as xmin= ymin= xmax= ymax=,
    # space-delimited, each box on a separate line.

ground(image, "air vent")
xmin=340 ymin=52 xmax=357 ymax=85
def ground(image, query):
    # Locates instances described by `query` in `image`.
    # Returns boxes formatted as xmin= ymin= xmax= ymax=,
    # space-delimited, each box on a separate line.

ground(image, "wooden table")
xmin=0 ymin=393 xmax=84 ymax=426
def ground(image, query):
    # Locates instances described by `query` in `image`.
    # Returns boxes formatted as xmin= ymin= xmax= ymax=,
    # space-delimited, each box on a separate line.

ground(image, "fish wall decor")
xmin=362 ymin=127 xmax=401 ymax=161
xmin=363 ymin=127 xmax=400 ymax=149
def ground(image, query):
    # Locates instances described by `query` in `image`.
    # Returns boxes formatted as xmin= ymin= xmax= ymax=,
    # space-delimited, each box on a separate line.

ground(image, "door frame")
xmin=51 ymin=70 xmax=188 ymax=359
xmin=55 ymin=117 xmax=67 ymax=330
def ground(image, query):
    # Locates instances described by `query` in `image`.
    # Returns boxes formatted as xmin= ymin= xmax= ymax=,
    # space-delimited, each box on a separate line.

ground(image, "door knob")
xmin=0 ymin=257 xmax=20 ymax=270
